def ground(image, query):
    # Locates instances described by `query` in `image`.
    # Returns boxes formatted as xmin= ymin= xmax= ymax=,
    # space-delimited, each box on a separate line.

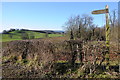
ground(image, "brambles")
xmin=2 ymin=37 xmax=119 ymax=78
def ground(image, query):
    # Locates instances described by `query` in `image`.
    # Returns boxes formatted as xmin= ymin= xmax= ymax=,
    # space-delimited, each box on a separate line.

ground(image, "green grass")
xmin=1 ymin=31 xmax=63 ymax=42
xmin=49 ymin=34 xmax=63 ymax=37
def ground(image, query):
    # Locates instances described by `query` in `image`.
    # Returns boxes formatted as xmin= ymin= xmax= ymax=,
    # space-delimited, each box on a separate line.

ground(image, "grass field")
xmin=0 ymin=31 xmax=63 ymax=42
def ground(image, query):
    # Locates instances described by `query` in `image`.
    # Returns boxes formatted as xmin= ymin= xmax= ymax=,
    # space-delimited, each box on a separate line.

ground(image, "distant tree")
xmin=2 ymin=30 xmax=9 ymax=34
xmin=29 ymin=33 xmax=35 ymax=39
xmin=8 ymin=28 xmax=16 ymax=32
xmin=109 ymin=10 xmax=118 ymax=42
xmin=21 ymin=32 xmax=29 ymax=40
xmin=16 ymin=29 xmax=19 ymax=31
xmin=64 ymin=14 xmax=94 ymax=41
xmin=109 ymin=10 xmax=117 ymax=28
xmin=45 ymin=32 xmax=48 ymax=38
xmin=20 ymin=29 xmax=29 ymax=31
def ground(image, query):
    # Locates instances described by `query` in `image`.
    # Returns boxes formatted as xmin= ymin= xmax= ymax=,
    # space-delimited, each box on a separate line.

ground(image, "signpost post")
xmin=92 ymin=5 xmax=110 ymax=70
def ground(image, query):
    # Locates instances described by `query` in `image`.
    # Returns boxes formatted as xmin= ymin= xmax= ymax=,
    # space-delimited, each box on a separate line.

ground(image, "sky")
xmin=1 ymin=2 xmax=118 ymax=32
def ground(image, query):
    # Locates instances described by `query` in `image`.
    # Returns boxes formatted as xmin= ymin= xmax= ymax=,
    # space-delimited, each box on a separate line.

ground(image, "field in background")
xmin=1 ymin=30 xmax=63 ymax=42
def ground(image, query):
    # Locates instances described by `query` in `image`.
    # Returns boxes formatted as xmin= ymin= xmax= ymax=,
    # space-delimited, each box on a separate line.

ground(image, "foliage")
xmin=21 ymin=32 xmax=29 ymax=40
xmin=2 ymin=30 xmax=9 ymax=34
xmin=29 ymin=33 xmax=35 ymax=39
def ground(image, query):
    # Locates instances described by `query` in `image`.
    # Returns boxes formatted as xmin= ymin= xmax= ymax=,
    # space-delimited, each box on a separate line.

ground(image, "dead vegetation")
xmin=2 ymin=37 xmax=72 ymax=78
xmin=1 ymin=36 xmax=119 ymax=78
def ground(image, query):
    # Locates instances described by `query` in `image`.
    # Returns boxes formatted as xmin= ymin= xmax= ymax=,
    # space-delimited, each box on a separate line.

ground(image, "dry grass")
xmin=1 ymin=36 xmax=119 ymax=78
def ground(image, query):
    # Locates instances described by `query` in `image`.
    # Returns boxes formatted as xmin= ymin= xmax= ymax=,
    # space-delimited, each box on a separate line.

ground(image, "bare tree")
xmin=109 ymin=10 xmax=119 ymax=52
xmin=109 ymin=10 xmax=117 ymax=28
xmin=64 ymin=14 xmax=94 ymax=41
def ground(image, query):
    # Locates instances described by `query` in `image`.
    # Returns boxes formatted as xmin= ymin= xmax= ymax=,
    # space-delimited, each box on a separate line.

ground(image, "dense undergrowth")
xmin=1 ymin=37 xmax=119 ymax=78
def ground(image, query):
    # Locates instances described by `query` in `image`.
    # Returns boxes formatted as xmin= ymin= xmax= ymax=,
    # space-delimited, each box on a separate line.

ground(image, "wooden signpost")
xmin=92 ymin=9 xmax=108 ymax=14
xmin=92 ymin=5 xmax=110 ymax=70
xmin=92 ymin=5 xmax=110 ymax=51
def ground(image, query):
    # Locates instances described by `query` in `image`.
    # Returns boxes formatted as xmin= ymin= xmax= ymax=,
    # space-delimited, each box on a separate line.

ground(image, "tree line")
xmin=64 ymin=10 xmax=118 ymax=43
xmin=2 ymin=29 xmax=35 ymax=40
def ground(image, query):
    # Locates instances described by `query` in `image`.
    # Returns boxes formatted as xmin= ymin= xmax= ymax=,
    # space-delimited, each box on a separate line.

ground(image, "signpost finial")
xmin=106 ymin=5 xmax=109 ymax=9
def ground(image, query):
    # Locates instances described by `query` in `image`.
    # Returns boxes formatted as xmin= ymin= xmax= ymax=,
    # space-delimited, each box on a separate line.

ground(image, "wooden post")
xmin=92 ymin=5 xmax=110 ymax=70
xmin=105 ymin=5 xmax=110 ymax=53
xmin=105 ymin=5 xmax=110 ymax=70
